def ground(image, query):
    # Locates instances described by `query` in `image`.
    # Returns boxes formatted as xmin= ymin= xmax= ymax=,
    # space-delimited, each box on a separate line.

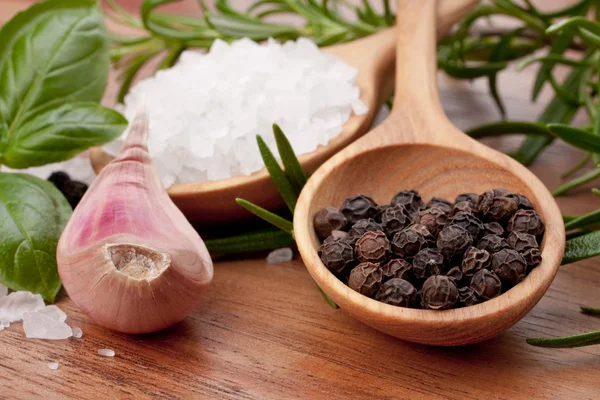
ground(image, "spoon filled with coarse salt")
xmin=91 ymin=0 xmax=477 ymax=225
xmin=293 ymin=0 xmax=565 ymax=346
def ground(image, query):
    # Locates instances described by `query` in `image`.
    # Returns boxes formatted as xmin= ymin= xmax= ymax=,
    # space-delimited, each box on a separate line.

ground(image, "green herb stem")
xmin=553 ymin=168 xmax=600 ymax=196
xmin=527 ymin=330 xmax=600 ymax=348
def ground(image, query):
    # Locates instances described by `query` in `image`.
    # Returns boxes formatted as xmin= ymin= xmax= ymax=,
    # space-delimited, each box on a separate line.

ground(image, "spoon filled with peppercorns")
xmin=294 ymin=0 xmax=565 ymax=346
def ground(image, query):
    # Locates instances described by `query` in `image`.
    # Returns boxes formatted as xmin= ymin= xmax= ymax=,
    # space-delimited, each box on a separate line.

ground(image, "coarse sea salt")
xmin=267 ymin=248 xmax=294 ymax=264
xmin=105 ymin=37 xmax=368 ymax=188
xmin=23 ymin=305 xmax=73 ymax=340
xmin=98 ymin=349 xmax=115 ymax=357
xmin=71 ymin=327 xmax=83 ymax=339
xmin=47 ymin=362 xmax=59 ymax=370
xmin=0 ymin=291 xmax=45 ymax=324
xmin=0 ymin=283 xmax=7 ymax=298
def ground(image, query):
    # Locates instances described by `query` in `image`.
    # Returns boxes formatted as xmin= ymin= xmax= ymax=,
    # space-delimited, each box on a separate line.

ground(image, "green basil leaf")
xmin=1 ymin=102 xmax=127 ymax=169
xmin=0 ymin=173 xmax=71 ymax=302
xmin=0 ymin=0 xmax=110 ymax=137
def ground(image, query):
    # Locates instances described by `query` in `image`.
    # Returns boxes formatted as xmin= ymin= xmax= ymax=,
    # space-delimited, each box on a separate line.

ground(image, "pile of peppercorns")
xmin=314 ymin=189 xmax=545 ymax=310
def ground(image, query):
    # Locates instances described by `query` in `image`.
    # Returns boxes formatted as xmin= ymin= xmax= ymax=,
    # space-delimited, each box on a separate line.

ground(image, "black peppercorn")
xmin=451 ymin=201 xmax=474 ymax=216
xmin=506 ymin=193 xmax=534 ymax=210
xmin=62 ymin=180 xmax=88 ymax=209
xmin=507 ymin=231 xmax=539 ymax=253
xmin=437 ymin=225 xmax=473 ymax=261
xmin=507 ymin=209 xmax=545 ymax=238
xmin=381 ymin=204 xmax=413 ymax=236
xmin=426 ymin=197 xmax=452 ymax=213
xmin=348 ymin=218 xmax=383 ymax=238
xmin=476 ymin=189 xmax=519 ymax=223
xmin=341 ymin=194 xmax=378 ymax=225
xmin=446 ymin=266 xmax=467 ymax=287
xmin=48 ymin=171 xmax=71 ymax=191
xmin=313 ymin=206 xmax=347 ymax=240
xmin=319 ymin=241 xmax=355 ymax=276
xmin=523 ymin=247 xmax=542 ymax=269
xmin=477 ymin=234 xmax=509 ymax=254
xmin=483 ymin=222 xmax=504 ymax=237
xmin=348 ymin=262 xmax=383 ymax=297
xmin=421 ymin=275 xmax=458 ymax=310
xmin=391 ymin=228 xmax=427 ymax=259
xmin=491 ymin=248 xmax=527 ymax=286
xmin=355 ymin=231 xmax=390 ymax=263
xmin=323 ymin=230 xmax=356 ymax=247
xmin=406 ymin=224 xmax=436 ymax=246
xmin=391 ymin=190 xmax=424 ymax=216
xmin=455 ymin=193 xmax=479 ymax=206
xmin=461 ymin=247 xmax=491 ymax=277
xmin=418 ymin=207 xmax=448 ymax=236
xmin=374 ymin=205 xmax=390 ymax=223
xmin=413 ymin=248 xmax=445 ymax=280
xmin=375 ymin=278 xmax=418 ymax=307
xmin=458 ymin=286 xmax=479 ymax=307
xmin=447 ymin=212 xmax=485 ymax=240
xmin=470 ymin=269 xmax=502 ymax=300
xmin=381 ymin=259 xmax=414 ymax=283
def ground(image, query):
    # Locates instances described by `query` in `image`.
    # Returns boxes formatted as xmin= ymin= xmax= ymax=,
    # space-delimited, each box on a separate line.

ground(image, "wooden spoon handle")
xmin=393 ymin=0 xmax=443 ymax=119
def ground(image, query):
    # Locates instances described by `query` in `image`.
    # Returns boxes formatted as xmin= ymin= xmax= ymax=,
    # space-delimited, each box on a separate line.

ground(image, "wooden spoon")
xmin=91 ymin=0 xmax=477 ymax=225
xmin=294 ymin=0 xmax=565 ymax=346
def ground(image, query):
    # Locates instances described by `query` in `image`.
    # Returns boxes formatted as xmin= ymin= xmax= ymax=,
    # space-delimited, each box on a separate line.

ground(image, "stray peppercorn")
xmin=355 ymin=231 xmax=390 ymax=263
xmin=470 ymin=269 xmax=502 ymax=300
xmin=421 ymin=275 xmax=458 ymax=310
xmin=376 ymin=278 xmax=418 ymax=307
xmin=348 ymin=263 xmax=383 ymax=297
xmin=341 ymin=194 xmax=378 ymax=224
xmin=314 ymin=206 xmax=347 ymax=240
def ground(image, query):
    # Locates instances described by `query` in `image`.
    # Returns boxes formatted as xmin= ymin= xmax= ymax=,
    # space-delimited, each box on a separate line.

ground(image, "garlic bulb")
xmin=57 ymin=111 xmax=213 ymax=334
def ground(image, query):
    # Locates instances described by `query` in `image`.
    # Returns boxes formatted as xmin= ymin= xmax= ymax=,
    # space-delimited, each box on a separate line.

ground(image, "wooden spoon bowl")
xmin=293 ymin=0 xmax=565 ymax=346
xmin=91 ymin=0 xmax=477 ymax=224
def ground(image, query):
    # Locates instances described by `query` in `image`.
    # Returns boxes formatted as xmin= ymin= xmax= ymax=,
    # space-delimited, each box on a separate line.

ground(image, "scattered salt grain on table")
xmin=71 ymin=327 xmax=83 ymax=339
xmin=98 ymin=349 xmax=115 ymax=357
xmin=0 ymin=291 xmax=45 ymax=324
xmin=23 ymin=305 xmax=73 ymax=340
xmin=47 ymin=362 xmax=59 ymax=370
xmin=267 ymin=247 xmax=294 ymax=264
xmin=106 ymin=37 xmax=368 ymax=187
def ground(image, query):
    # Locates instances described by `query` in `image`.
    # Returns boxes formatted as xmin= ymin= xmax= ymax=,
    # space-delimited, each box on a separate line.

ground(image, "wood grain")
xmin=1 ymin=0 xmax=600 ymax=399
xmin=294 ymin=0 xmax=564 ymax=345
xmin=89 ymin=0 xmax=478 ymax=225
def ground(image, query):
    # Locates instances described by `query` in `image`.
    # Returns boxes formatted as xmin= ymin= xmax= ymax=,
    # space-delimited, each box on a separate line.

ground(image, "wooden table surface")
xmin=2 ymin=1 xmax=600 ymax=399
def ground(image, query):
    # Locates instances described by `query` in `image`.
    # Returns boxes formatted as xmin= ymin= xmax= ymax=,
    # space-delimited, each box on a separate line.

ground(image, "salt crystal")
xmin=267 ymin=248 xmax=294 ymax=264
xmin=23 ymin=305 xmax=73 ymax=340
xmin=0 ymin=321 xmax=9 ymax=331
xmin=106 ymin=38 xmax=367 ymax=187
xmin=98 ymin=349 xmax=115 ymax=357
xmin=0 ymin=283 xmax=7 ymax=298
xmin=71 ymin=327 xmax=83 ymax=339
xmin=352 ymin=99 xmax=368 ymax=116
xmin=47 ymin=362 xmax=59 ymax=370
xmin=0 ymin=291 xmax=44 ymax=323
